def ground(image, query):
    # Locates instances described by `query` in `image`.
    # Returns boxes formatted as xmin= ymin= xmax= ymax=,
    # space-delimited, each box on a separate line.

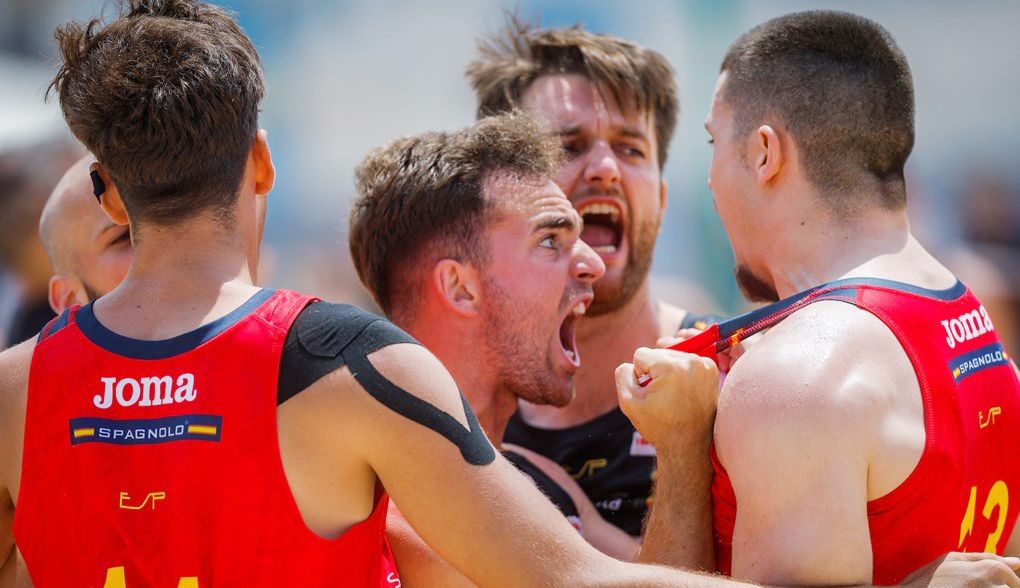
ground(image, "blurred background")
xmin=1 ymin=0 xmax=1018 ymax=351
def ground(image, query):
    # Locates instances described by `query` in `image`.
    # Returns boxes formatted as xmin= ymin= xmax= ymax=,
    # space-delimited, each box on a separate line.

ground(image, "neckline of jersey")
xmin=817 ymin=276 xmax=965 ymax=301
xmin=75 ymin=288 xmax=276 ymax=360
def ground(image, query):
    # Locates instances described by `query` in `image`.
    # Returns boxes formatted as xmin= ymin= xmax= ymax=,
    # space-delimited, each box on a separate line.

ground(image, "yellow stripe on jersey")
xmin=187 ymin=425 xmax=218 ymax=436
xmin=73 ymin=428 xmax=95 ymax=438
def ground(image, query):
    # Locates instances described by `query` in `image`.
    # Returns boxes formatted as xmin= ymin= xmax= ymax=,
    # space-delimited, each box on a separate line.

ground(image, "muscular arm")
xmin=338 ymin=342 xmax=744 ymax=587
xmin=386 ymin=505 xmax=476 ymax=588
xmin=615 ymin=347 xmax=718 ymax=571
xmin=0 ymin=340 xmax=33 ymax=588
xmin=503 ymin=443 xmax=640 ymax=561
xmin=714 ymin=303 xmax=914 ymax=586
xmin=639 ymin=439 xmax=715 ymax=570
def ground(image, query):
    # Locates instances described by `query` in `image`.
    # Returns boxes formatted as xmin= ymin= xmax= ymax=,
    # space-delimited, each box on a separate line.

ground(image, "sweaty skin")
xmin=630 ymin=68 xmax=1020 ymax=586
xmin=0 ymin=131 xmax=752 ymax=588
xmin=340 ymin=321 xmax=494 ymax=466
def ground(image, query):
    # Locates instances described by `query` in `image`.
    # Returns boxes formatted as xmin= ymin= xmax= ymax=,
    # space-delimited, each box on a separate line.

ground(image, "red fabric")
xmin=667 ymin=323 xmax=721 ymax=363
xmin=712 ymin=283 xmax=1020 ymax=584
xmin=14 ymin=290 xmax=400 ymax=587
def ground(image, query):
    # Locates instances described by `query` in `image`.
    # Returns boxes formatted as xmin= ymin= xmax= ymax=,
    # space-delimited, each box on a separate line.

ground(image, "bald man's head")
xmin=40 ymin=156 xmax=132 ymax=313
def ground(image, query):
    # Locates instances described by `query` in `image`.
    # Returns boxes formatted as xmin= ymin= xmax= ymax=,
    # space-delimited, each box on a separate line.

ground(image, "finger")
xmin=1005 ymin=556 xmax=1020 ymax=571
xmin=616 ymin=363 xmax=642 ymax=415
xmin=615 ymin=363 xmax=639 ymax=398
xmin=656 ymin=336 xmax=682 ymax=349
xmin=631 ymin=347 xmax=659 ymax=374
xmin=1002 ymin=562 xmax=1020 ymax=588
xmin=675 ymin=328 xmax=702 ymax=340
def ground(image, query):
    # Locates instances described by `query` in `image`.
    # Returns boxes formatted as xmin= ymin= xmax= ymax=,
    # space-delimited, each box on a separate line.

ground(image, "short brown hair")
xmin=466 ymin=18 xmax=678 ymax=168
xmin=349 ymin=111 xmax=560 ymax=322
xmin=50 ymin=0 xmax=264 ymax=226
xmin=721 ymin=11 xmax=914 ymax=213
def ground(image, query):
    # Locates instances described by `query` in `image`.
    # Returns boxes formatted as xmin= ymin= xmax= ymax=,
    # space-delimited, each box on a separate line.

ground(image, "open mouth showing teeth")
xmin=577 ymin=202 xmax=624 ymax=255
xmin=559 ymin=301 xmax=587 ymax=366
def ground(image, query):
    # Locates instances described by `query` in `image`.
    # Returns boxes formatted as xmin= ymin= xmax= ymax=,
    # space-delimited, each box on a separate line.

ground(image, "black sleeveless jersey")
xmin=503 ymin=311 xmax=722 ymax=536
xmin=503 ymin=450 xmax=581 ymax=532
xmin=505 ymin=408 xmax=651 ymax=536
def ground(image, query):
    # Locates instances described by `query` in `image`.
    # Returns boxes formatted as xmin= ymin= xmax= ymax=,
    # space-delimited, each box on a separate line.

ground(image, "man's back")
xmin=10 ymin=290 xmax=398 ymax=586
xmin=713 ymin=245 xmax=1020 ymax=585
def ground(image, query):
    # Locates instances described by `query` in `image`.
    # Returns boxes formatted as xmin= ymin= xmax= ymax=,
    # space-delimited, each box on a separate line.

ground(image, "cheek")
xmin=623 ymin=166 xmax=662 ymax=216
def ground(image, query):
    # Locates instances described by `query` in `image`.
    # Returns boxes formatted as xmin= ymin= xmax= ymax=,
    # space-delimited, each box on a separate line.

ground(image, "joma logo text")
xmin=941 ymin=306 xmax=995 ymax=349
xmin=94 ymin=374 xmax=198 ymax=409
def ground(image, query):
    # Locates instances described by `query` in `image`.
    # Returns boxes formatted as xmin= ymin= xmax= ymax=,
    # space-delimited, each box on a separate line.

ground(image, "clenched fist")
xmin=615 ymin=347 xmax=719 ymax=451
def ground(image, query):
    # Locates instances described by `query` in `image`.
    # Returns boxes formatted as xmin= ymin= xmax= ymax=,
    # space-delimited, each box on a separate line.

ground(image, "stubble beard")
xmin=586 ymin=216 xmax=657 ymax=317
xmin=482 ymin=277 xmax=574 ymax=408
xmin=735 ymin=264 xmax=780 ymax=303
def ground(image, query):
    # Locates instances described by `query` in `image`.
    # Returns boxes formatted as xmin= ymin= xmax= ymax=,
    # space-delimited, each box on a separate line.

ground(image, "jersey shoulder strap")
xmin=36 ymin=307 xmax=72 ymax=343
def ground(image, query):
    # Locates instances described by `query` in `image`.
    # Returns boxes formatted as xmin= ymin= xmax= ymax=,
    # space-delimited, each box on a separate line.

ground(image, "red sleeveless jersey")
xmin=14 ymin=289 xmax=400 ymax=587
xmin=706 ymin=279 xmax=1020 ymax=585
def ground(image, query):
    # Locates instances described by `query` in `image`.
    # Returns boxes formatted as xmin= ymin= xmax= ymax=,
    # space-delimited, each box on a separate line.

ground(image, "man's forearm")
xmin=638 ymin=445 xmax=715 ymax=570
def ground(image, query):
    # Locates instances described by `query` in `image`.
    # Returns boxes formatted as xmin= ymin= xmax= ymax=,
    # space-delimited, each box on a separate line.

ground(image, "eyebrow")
xmin=555 ymin=124 xmax=582 ymax=137
xmin=617 ymin=126 xmax=651 ymax=143
xmin=533 ymin=214 xmax=577 ymax=233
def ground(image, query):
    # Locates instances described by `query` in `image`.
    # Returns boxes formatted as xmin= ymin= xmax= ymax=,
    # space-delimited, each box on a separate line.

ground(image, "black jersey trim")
xmin=503 ymin=449 xmax=579 ymax=518
xmin=37 ymin=308 xmax=71 ymax=343
xmin=75 ymin=289 xmax=275 ymax=360
xmin=714 ymin=278 xmax=964 ymax=343
xmin=678 ymin=311 xmax=724 ymax=332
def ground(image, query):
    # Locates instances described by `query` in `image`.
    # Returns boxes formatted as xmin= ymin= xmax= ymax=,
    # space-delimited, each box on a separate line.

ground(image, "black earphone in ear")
xmin=89 ymin=170 xmax=106 ymax=202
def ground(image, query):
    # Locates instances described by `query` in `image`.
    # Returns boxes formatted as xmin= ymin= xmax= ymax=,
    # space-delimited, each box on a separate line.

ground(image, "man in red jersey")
xmin=628 ymin=10 xmax=1020 ymax=587
xmin=39 ymin=155 xmax=133 ymax=315
xmin=0 ymin=1 xmax=756 ymax=586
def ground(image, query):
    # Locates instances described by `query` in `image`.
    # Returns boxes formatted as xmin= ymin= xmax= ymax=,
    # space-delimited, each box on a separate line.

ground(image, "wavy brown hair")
xmin=50 ymin=0 xmax=264 ymax=226
xmin=466 ymin=17 xmax=678 ymax=168
xmin=349 ymin=111 xmax=561 ymax=322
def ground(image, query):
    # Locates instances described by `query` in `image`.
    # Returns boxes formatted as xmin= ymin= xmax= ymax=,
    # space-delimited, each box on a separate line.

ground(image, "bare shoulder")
xmin=717 ymin=300 xmax=912 ymax=462
xmin=0 ymin=340 xmax=34 ymax=434
xmin=0 ymin=340 xmax=34 ymax=493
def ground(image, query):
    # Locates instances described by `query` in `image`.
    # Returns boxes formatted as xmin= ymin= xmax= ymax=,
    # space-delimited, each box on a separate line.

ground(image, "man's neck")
xmin=410 ymin=323 xmax=518 ymax=447
xmin=518 ymin=283 xmax=675 ymax=429
xmin=94 ymin=220 xmax=259 ymax=339
xmin=765 ymin=207 xmax=922 ymax=299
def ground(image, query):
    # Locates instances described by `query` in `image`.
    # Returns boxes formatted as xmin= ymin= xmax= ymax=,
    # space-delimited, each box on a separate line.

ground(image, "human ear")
xmin=48 ymin=275 xmax=87 ymax=314
xmin=432 ymin=259 xmax=481 ymax=317
xmin=91 ymin=163 xmax=129 ymax=226
xmin=754 ymin=125 xmax=783 ymax=185
xmin=252 ymin=129 xmax=275 ymax=196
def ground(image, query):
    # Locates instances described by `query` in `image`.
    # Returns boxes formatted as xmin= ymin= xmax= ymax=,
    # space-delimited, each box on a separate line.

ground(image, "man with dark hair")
xmin=466 ymin=21 xmax=724 ymax=552
xmin=0 ymin=1 xmax=744 ymax=586
xmin=640 ymin=10 xmax=1020 ymax=586
xmin=39 ymin=155 xmax=133 ymax=314
xmin=350 ymin=112 xmax=654 ymax=581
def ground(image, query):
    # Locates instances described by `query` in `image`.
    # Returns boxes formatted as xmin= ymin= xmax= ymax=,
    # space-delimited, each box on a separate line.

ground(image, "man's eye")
xmin=562 ymin=142 xmax=582 ymax=155
xmin=621 ymin=145 xmax=645 ymax=158
xmin=539 ymin=235 xmax=557 ymax=249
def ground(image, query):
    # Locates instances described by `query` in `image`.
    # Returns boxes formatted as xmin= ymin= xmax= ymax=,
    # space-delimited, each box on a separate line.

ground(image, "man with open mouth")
xmin=467 ymin=20 xmax=721 ymax=559
xmin=348 ymin=112 xmax=722 ymax=584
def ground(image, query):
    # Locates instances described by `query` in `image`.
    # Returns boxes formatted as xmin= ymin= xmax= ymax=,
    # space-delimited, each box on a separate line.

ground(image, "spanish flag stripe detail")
xmin=73 ymin=428 xmax=95 ymax=438
xmin=187 ymin=425 xmax=218 ymax=435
